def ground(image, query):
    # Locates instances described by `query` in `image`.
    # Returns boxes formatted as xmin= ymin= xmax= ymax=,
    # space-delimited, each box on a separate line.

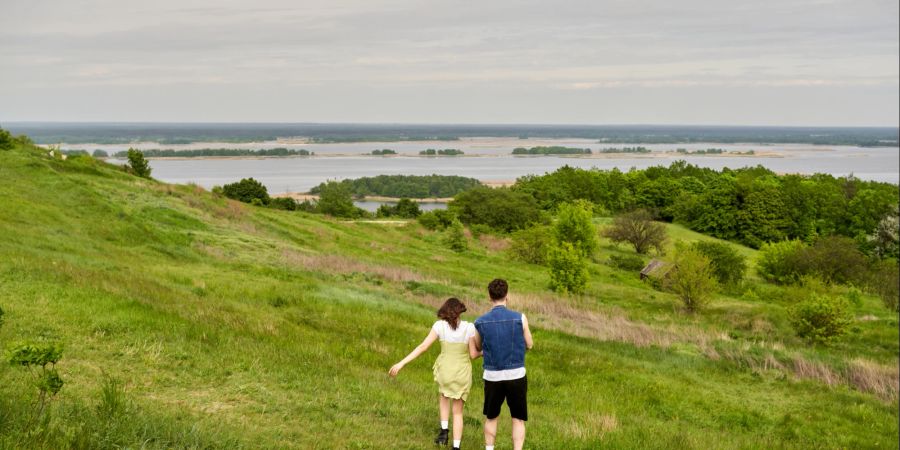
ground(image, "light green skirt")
xmin=433 ymin=341 xmax=473 ymax=401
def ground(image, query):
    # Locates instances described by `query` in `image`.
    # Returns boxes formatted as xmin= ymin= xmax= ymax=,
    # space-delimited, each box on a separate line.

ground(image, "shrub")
xmin=602 ymin=209 xmax=667 ymax=254
xmin=418 ymin=209 xmax=457 ymax=230
xmin=801 ymin=236 xmax=868 ymax=285
xmin=449 ymin=187 xmax=542 ymax=232
xmin=379 ymin=199 xmax=422 ymax=219
xmin=7 ymin=341 xmax=65 ymax=416
xmin=608 ymin=254 xmax=646 ymax=272
xmin=222 ymin=178 xmax=270 ymax=205
xmin=691 ymin=241 xmax=747 ymax=286
xmin=125 ymin=148 xmax=152 ymax=178
xmin=664 ymin=246 xmax=718 ymax=312
xmin=756 ymin=240 xmax=807 ymax=284
xmin=790 ymin=294 xmax=854 ymax=344
xmin=548 ymin=242 xmax=588 ymax=294
xmin=444 ymin=219 xmax=468 ymax=252
xmin=554 ymin=201 xmax=598 ymax=258
xmin=508 ymin=226 xmax=553 ymax=265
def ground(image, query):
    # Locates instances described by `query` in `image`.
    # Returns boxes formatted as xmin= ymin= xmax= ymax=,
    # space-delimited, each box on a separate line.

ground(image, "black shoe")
xmin=452 ymin=448 xmax=460 ymax=450
xmin=434 ymin=429 xmax=449 ymax=445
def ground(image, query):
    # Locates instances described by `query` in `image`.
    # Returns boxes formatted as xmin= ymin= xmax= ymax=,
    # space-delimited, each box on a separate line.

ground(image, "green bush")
xmin=508 ymin=226 xmax=553 ymax=265
xmin=664 ymin=246 xmax=718 ymax=312
xmin=790 ymin=294 xmax=854 ymax=344
xmin=554 ymin=201 xmax=598 ymax=258
xmin=691 ymin=241 xmax=747 ymax=286
xmin=125 ymin=148 xmax=151 ymax=178
xmin=222 ymin=178 xmax=270 ymax=205
xmin=607 ymin=254 xmax=646 ymax=272
xmin=757 ymin=240 xmax=807 ymax=284
xmin=548 ymin=242 xmax=588 ymax=294
xmin=417 ymin=209 xmax=457 ymax=230
xmin=377 ymin=199 xmax=421 ymax=218
xmin=444 ymin=219 xmax=468 ymax=252
xmin=449 ymin=186 xmax=542 ymax=232
xmin=869 ymin=260 xmax=899 ymax=311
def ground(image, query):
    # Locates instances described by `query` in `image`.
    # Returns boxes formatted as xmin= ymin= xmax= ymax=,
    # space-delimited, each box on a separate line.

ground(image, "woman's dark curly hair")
xmin=437 ymin=297 xmax=467 ymax=330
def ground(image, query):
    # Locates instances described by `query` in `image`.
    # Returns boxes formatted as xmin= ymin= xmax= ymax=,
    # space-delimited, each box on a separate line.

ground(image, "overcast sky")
xmin=1 ymin=0 xmax=897 ymax=126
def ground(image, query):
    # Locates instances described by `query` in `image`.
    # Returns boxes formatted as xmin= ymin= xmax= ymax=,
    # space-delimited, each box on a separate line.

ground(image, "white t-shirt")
xmin=432 ymin=320 xmax=476 ymax=344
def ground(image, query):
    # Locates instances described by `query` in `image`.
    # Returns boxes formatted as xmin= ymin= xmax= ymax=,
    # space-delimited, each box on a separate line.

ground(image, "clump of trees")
xmin=125 ymin=149 xmax=152 ymax=178
xmin=314 ymin=181 xmax=367 ymax=218
xmin=602 ymin=209 xmax=667 ymax=254
xmin=420 ymin=149 xmax=464 ymax=156
xmin=114 ymin=148 xmax=311 ymax=158
xmin=92 ymin=149 xmax=109 ymax=158
xmin=449 ymin=187 xmax=543 ymax=233
xmin=371 ymin=149 xmax=396 ymax=155
xmin=311 ymin=175 xmax=481 ymax=199
xmin=0 ymin=128 xmax=14 ymax=150
xmin=376 ymin=199 xmax=421 ymax=218
xmin=222 ymin=178 xmax=269 ymax=204
xmin=418 ymin=209 xmax=458 ymax=230
xmin=512 ymin=146 xmax=591 ymax=155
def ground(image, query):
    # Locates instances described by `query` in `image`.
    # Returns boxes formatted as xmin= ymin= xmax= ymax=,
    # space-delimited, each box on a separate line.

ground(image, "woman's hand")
xmin=388 ymin=362 xmax=404 ymax=377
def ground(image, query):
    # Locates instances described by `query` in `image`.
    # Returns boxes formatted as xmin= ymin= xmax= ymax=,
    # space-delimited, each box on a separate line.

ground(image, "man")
xmin=471 ymin=279 xmax=534 ymax=450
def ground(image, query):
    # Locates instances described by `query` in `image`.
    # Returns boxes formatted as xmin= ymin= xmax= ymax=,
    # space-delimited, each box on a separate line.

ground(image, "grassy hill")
xmin=0 ymin=143 xmax=897 ymax=449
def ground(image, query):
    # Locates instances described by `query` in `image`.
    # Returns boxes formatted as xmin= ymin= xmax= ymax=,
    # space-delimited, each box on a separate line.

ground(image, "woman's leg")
xmin=439 ymin=394 xmax=451 ymax=423
xmin=451 ymin=399 xmax=464 ymax=442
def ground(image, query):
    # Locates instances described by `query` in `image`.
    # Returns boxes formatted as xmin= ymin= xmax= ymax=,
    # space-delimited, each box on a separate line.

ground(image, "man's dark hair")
xmin=488 ymin=279 xmax=508 ymax=301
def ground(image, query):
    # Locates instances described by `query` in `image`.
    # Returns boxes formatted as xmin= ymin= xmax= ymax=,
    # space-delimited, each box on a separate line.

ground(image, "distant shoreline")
xmin=99 ymin=151 xmax=784 ymax=161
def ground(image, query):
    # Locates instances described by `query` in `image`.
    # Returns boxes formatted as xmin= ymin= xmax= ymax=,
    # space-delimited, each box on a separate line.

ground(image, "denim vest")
xmin=474 ymin=305 xmax=526 ymax=371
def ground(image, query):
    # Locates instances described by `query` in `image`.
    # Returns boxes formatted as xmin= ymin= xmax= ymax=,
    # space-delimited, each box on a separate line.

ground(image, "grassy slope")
xmin=0 ymin=145 xmax=897 ymax=449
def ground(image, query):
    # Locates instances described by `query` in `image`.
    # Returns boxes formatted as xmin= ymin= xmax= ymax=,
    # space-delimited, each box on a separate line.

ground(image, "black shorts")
xmin=483 ymin=376 xmax=527 ymax=421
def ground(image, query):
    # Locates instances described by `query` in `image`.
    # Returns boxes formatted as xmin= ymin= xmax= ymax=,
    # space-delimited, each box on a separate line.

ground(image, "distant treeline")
xmin=514 ymin=162 xmax=899 ymax=249
xmin=8 ymin=123 xmax=895 ymax=146
xmin=676 ymin=148 xmax=725 ymax=155
xmin=371 ymin=149 xmax=397 ymax=155
xmin=512 ymin=146 xmax=592 ymax=155
xmin=420 ymin=149 xmax=464 ymax=156
xmin=598 ymin=146 xmax=651 ymax=154
xmin=111 ymin=148 xmax=312 ymax=158
xmin=310 ymin=174 xmax=481 ymax=199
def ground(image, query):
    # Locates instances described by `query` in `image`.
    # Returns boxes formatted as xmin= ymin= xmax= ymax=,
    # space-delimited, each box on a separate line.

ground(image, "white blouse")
xmin=432 ymin=320 xmax=476 ymax=344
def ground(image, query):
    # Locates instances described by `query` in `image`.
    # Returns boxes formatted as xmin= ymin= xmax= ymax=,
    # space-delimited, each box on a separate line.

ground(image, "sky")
xmin=1 ymin=0 xmax=898 ymax=126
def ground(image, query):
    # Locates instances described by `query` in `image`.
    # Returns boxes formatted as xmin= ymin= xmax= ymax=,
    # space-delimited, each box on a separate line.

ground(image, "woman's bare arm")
xmin=468 ymin=330 xmax=483 ymax=359
xmin=389 ymin=329 xmax=438 ymax=377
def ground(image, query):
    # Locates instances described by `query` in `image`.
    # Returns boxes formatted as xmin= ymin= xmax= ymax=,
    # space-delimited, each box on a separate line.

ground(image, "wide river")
xmin=91 ymin=138 xmax=898 ymax=194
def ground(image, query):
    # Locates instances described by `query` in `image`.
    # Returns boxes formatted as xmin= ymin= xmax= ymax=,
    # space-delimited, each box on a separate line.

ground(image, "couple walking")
xmin=389 ymin=279 xmax=534 ymax=450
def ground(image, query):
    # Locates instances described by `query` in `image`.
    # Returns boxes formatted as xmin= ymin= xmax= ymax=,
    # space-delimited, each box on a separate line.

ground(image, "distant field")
xmin=0 ymin=143 xmax=897 ymax=449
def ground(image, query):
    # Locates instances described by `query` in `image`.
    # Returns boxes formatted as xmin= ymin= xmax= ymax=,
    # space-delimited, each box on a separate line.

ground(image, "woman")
xmin=389 ymin=298 xmax=481 ymax=449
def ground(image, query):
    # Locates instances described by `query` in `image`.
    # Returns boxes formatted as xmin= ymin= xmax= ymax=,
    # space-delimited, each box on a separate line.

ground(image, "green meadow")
xmin=0 ymin=143 xmax=897 ymax=449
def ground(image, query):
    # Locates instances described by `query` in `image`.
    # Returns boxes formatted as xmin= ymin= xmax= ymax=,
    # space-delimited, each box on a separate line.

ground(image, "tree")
xmin=222 ymin=178 xmax=270 ymax=205
xmin=554 ymin=201 xmax=598 ymax=258
xmin=869 ymin=260 xmax=899 ymax=311
xmin=691 ymin=241 xmax=747 ymax=286
xmin=394 ymin=198 xmax=422 ymax=218
xmin=316 ymin=181 xmax=363 ymax=218
xmin=418 ymin=209 xmax=457 ymax=230
xmin=548 ymin=242 xmax=588 ymax=294
xmin=664 ymin=246 xmax=718 ymax=312
xmin=869 ymin=208 xmax=899 ymax=259
xmin=602 ymin=209 xmax=667 ymax=254
xmin=125 ymin=148 xmax=152 ymax=178
xmin=444 ymin=219 xmax=468 ymax=252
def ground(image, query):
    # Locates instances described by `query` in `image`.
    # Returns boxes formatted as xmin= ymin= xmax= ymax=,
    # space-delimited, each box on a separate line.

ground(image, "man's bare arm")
xmin=522 ymin=314 xmax=534 ymax=350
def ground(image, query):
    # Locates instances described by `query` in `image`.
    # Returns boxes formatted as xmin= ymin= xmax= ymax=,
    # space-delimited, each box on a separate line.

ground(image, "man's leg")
xmin=511 ymin=418 xmax=526 ymax=450
xmin=484 ymin=417 xmax=498 ymax=447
